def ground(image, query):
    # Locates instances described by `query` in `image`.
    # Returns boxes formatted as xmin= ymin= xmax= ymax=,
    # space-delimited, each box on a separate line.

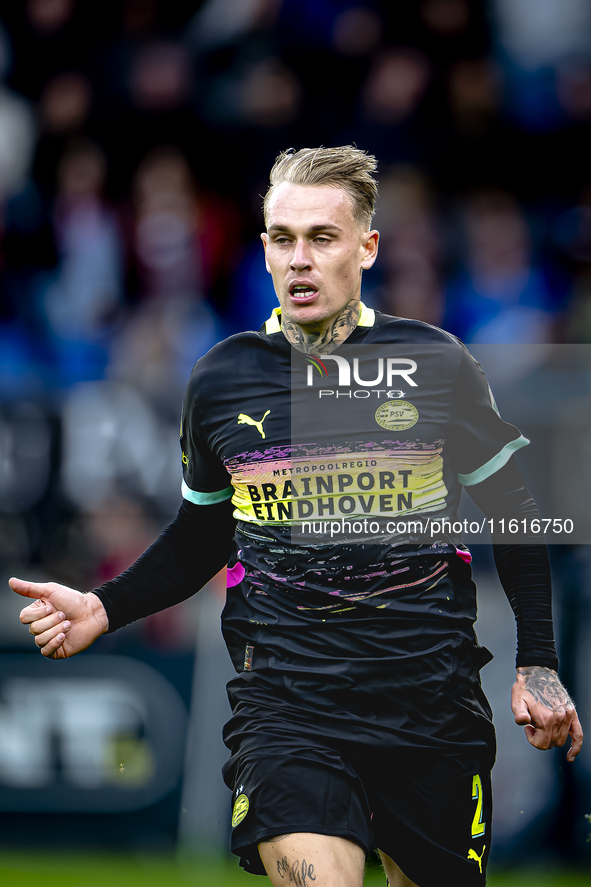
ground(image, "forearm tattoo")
xmin=282 ymin=300 xmax=360 ymax=354
xmin=517 ymin=666 xmax=575 ymax=711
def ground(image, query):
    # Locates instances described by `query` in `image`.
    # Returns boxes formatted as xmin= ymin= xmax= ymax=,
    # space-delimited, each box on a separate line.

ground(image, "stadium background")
xmin=0 ymin=1 xmax=591 ymax=884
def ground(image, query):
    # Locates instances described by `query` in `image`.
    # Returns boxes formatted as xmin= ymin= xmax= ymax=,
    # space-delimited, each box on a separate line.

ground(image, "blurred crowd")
xmin=2 ymin=0 xmax=591 ymax=649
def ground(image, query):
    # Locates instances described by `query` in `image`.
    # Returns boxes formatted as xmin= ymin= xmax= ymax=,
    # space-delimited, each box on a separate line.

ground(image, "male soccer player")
xmin=12 ymin=147 xmax=583 ymax=887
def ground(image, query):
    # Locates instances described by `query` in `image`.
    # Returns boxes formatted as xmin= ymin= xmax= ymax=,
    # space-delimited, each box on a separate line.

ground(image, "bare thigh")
xmin=259 ymin=832 xmax=366 ymax=887
xmin=379 ymin=851 xmax=421 ymax=887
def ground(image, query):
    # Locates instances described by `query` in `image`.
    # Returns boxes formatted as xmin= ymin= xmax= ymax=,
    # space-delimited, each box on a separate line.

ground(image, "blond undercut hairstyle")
xmin=263 ymin=146 xmax=378 ymax=231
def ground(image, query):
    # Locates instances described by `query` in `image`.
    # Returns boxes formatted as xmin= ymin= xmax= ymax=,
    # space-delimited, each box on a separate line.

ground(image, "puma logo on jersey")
xmin=467 ymin=846 xmax=486 ymax=874
xmin=237 ymin=410 xmax=271 ymax=439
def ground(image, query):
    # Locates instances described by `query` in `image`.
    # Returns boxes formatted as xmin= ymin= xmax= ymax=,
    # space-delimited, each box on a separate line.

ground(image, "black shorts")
xmin=222 ymin=678 xmax=496 ymax=886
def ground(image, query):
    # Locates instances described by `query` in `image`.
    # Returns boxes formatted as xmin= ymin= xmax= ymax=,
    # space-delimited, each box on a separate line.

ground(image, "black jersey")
xmin=180 ymin=305 xmax=528 ymax=710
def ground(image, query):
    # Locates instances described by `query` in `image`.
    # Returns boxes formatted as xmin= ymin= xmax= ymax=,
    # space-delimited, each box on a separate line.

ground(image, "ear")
xmin=361 ymin=230 xmax=379 ymax=270
xmin=260 ymin=232 xmax=272 ymax=274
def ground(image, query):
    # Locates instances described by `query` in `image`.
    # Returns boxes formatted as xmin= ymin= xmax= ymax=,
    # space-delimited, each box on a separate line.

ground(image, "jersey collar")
xmin=264 ymin=301 xmax=375 ymax=335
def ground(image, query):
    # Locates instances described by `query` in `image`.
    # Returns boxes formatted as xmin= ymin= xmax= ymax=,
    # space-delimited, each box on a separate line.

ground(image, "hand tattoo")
xmin=517 ymin=666 xmax=575 ymax=711
xmin=281 ymin=299 xmax=360 ymax=354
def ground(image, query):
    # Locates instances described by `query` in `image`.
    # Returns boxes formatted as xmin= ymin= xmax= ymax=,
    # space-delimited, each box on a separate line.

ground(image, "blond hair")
xmin=264 ymin=146 xmax=378 ymax=230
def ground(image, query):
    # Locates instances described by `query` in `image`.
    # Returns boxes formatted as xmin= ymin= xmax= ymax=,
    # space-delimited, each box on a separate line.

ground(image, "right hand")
xmin=512 ymin=666 xmax=583 ymax=763
xmin=10 ymin=577 xmax=109 ymax=659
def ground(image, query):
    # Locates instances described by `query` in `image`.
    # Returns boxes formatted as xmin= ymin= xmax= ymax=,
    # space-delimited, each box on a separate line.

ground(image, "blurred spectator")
xmin=444 ymin=189 xmax=569 ymax=343
xmin=27 ymin=0 xmax=75 ymax=36
xmin=7 ymin=0 xmax=94 ymax=102
xmin=492 ymin=0 xmax=591 ymax=72
xmin=193 ymin=47 xmax=304 ymax=201
xmin=362 ymin=48 xmax=431 ymax=126
xmin=0 ymin=21 xmax=46 ymax=396
xmin=131 ymin=146 xmax=204 ymax=300
xmin=491 ymin=0 xmax=591 ymax=131
xmin=94 ymin=27 xmax=198 ymax=192
xmin=123 ymin=37 xmax=195 ymax=156
xmin=375 ymin=166 xmax=444 ymax=325
xmin=239 ymin=57 xmax=300 ymax=128
xmin=345 ymin=48 xmax=432 ymax=165
xmin=129 ymin=41 xmax=191 ymax=112
xmin=552 ymin=184 xmax=591 ymax=342
xmin=33 ymin=71 xmax=94 ymax=189
xmin=120 ymin=0 xmax=159 ymax=36
xmin=0 ymin=24 xmax=36 ymax=198
xmin=108 ymin=146 xmax=225 ymax=409
xmin=40 ymin=139 xmax=123 ymax=386
xmin=432 ymin=56 xmax=512 ymax=193
xmin=418 ymin=0 xmax=489 ymax=65
xmin=420 ymin=0 xmax=470 ymax=38
xmin=319 ymin=5 xmax=386 ymax=140
xmin=185 ymin=0 xmax=281 ymax=54
xmin=108 ymin=297 xmax=218 ymax=414
xmin=448 ymin=57 xmax=502 ymax=131
xmin=276 ymin=0 xmax=383 ymax=54
xmin=185 ymin=0 xmax=283 ymax=140
xmin=129 ymin=144 xmax=238 ymax=300
xmin=40 ymin=70 xmax=91 ymax=132
xmin=331 ymin=6 xmax=382 ymax=58
xmin=556 ymin=58 xmax=591 ymax=122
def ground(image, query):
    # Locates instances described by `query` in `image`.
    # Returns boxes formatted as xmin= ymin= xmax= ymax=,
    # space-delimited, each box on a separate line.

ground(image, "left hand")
xmin=511 ymin=666 xmax=583 ymax=762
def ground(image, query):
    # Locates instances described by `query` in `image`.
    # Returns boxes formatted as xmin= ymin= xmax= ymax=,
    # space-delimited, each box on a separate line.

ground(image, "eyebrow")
xmin=267 ymin=224 xmax=344 ymax=233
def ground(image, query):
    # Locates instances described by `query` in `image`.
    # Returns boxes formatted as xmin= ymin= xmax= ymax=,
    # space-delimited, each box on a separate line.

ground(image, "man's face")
xmin=261 ymin=182 xmax=379 ymax=332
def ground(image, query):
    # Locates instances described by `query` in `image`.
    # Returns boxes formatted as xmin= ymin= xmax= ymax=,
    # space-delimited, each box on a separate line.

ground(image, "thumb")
xmin=9 ymin=577 xmax=55 ymax=602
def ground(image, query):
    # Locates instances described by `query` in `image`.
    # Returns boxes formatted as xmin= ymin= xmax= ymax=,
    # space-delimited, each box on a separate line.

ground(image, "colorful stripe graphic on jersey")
xmin=225 ymin=441 xmax=447 ymax=524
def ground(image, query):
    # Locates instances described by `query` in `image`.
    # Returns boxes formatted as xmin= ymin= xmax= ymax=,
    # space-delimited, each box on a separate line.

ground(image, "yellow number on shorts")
xmin=471 ymin=774 xmax=486 ymax=838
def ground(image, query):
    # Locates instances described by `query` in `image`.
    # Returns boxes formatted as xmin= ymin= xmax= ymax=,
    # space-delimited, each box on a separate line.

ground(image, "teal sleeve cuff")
xmin=458 ymin=435 xmax=530 ymax=487
xmin=181 ymin=480 xmax=233 ymax=505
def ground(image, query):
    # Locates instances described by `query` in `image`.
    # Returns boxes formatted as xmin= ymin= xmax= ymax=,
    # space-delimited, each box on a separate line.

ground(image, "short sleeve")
xmin=179 ymin=367 xmax=233 ymax=505
xmin=447 ymin=346 xmax=529 ymax=486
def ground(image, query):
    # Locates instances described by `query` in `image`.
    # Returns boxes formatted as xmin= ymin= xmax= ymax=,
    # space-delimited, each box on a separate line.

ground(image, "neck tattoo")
xmin=281 ymin=299 xmax=360 ymax=354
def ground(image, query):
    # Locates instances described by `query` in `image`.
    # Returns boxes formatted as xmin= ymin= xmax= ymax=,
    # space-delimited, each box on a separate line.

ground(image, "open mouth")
xmin=289 ymin=284 xmax=318 ymax=303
